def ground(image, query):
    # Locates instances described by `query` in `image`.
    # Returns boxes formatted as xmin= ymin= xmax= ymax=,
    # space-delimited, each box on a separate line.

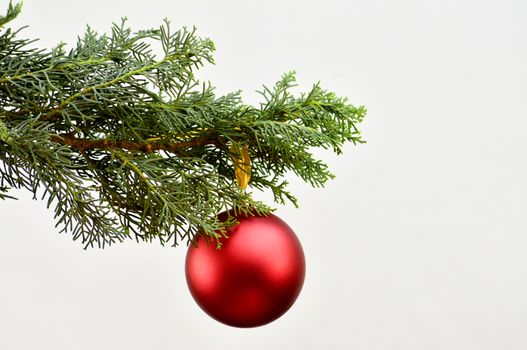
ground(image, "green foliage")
xmin=0 ymin=2 xmax=366 ymax=248
xmin=0 ymin=0 xmax=21 ymax=28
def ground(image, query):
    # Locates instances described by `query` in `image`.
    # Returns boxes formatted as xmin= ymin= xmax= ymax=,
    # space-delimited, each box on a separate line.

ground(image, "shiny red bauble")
xmin=185 ymin=211 xmax=306 ymax=328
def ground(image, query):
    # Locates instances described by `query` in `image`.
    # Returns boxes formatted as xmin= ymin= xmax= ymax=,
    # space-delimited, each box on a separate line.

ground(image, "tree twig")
xmin=50 ymin=133 xmax=223 ymax=153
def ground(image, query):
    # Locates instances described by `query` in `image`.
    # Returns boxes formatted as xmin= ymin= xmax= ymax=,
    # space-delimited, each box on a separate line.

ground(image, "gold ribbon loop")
xmin=229 ymin=143 xmax=251 ymax=190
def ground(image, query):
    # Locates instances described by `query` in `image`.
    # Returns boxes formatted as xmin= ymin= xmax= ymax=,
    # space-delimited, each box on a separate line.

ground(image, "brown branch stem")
xmin=50 ymin=133 xmax=223 ymax=153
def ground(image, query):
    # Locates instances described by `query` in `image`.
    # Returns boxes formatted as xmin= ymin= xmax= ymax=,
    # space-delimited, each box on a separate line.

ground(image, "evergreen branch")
xmin=0 ymin=0 xmax=21 ymax=28
xmin=0 ymin=56 xmax=113 ymax=84
xmin=0 ymin=2 xmax=366 ymax=248
xmin=57 ymin=53 xmax=179 ymax=109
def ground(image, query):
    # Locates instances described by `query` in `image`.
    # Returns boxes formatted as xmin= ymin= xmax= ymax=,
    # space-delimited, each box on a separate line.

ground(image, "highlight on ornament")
xmin=0 ymin=1 xmax=365 ymax=327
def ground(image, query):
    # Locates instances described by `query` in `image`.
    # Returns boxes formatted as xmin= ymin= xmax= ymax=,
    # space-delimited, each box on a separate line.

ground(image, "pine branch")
xmin=0 ymin=0 xmax=21 ymax=28
xmin=0 ymin=2 xmax=366 ymax=248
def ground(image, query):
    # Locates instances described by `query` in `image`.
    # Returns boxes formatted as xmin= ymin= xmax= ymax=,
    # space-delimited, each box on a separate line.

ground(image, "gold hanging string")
xmin=229 ymin=143 xmax=251 ymax=191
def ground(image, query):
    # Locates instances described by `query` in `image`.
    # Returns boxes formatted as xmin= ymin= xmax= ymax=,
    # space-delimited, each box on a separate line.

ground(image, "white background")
xmin=1 ymin=0 xmax=526 ymax=349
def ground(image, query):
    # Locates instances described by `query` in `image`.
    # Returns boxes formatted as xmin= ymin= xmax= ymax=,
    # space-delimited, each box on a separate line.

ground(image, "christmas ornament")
xmin=185 ymin=211 xmax=306 ymax=328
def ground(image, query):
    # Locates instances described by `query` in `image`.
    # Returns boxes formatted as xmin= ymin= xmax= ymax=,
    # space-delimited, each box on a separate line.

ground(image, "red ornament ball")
xmin=185 ymin=211 xmax=306 ymax=328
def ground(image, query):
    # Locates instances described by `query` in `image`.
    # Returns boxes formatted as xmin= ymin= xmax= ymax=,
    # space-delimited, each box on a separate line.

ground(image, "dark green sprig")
xmin=0 ymin=2 xmax=366 ymax=248
xmin=0 ymin=0 xmax=21 ymax=28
